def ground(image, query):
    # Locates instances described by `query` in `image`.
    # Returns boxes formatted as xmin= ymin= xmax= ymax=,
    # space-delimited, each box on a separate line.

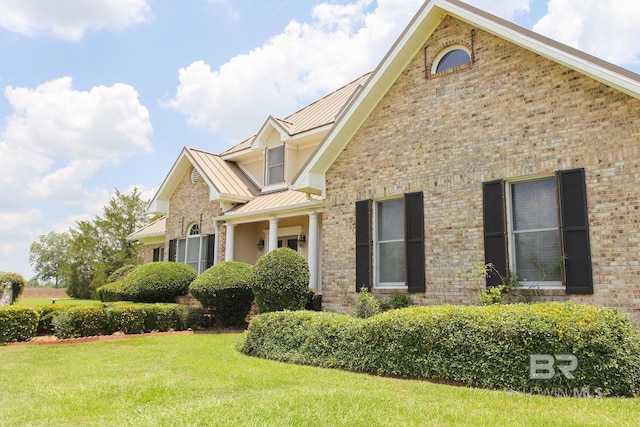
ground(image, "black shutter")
xmin=482 ymin=180 xmax=507 ymax=287
xmin=206 ymin=234 xmax=216 ymax=269
xmin=558 ymin=169 xmax=593 ymax=294
xmin=168 ymin=239 xmax=176 ymax=262
xmin=405 ymin=192 xmax=425 ymax=293
xmin=355 ymin=199 xmax=372 ymax=291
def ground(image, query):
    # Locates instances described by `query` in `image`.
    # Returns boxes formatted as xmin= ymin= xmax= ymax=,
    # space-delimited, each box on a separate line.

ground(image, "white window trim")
xmin=373 ymin=197 xmax=407 ymax=289
xmin=505 ymin=175 xmax=563 ymax=289
xmin=177 ymin=224 xmax=208 ymax=274
xmin=431 ymin=45 xmax=472 ymax=75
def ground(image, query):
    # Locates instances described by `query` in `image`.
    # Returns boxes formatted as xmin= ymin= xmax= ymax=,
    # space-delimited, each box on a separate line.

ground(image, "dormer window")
xmin=266 ymin=145 xmax=285 ymax=185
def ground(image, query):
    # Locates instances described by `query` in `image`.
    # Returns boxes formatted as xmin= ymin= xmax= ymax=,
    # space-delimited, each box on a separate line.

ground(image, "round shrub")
xmin=96 ymin=280 xmax=129 ymax=302
xmin=0 ymin=306 xmax=39 ymax=343
xmin=190 ymin=261 xmax=254 ymax=326
xmin=0 ymin=272 xmax=26 ymax=304
xmin=252 ymin=248 xmax=310 ymax=313
xmin=121 ymin=262 xmax=196 ymax=303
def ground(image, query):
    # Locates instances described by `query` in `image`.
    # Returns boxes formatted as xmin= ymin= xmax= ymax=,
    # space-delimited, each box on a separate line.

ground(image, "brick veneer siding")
xmin=143 ymin=243 xmax=164 ymax=264
xmin=166 ymin=166 xmax=226 ymax=262
xmin=321 ymin=16 xmax=640 ymax=327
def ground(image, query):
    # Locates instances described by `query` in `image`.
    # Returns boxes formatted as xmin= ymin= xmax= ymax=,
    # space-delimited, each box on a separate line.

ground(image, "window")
xmin=508 ymin=177 xmax=562 ymax=285
xmin=376 ymin=198 xmax=405 ymax=287
xmin=432 ymin=46 xmax=471 ymax=74
xmin=152 ymin=247 xmax=164 ymax=262
xmin=482 ymin=169 xmax=593 ymax=294
xmin=266 ymin=145 xmax=285 ymax=185
xmin=277 ymin=236 xmax=298 ymax=251
xmin=168 ymin=224 xmax=215 ymax=274
xmin=355 ymin=192 xmax=425 ymax=292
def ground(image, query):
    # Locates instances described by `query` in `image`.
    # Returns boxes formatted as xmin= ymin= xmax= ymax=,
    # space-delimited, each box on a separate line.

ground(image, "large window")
xmin=483 ymin=169 xmax=593 ymax=294
xmin=508 ymin=177 xmax=562 ymax=285
xmin=432 ymin=46 xmax=471 ymax=74
xmin=375 ymin=198 xmax=405 ymax=287
xmin=266 ymin=145 xmax=285 ymax=185
xmin=168 ymin=224 xmax=214 ymax=274
xmin=355 ymin=192 xmax=425 ymax=293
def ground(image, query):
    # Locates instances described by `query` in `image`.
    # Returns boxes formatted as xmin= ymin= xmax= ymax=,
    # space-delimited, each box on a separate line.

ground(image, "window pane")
xmin=186 ymin=236 xmax=200 ymax=272
xmin=436 ymin=49 xmax=471 ymax=73
xmin=268 ymin=165 xmax=284 ymax=184
xmin=200 ymin=236 xmax=208 ymax=273
xmin=377 ymin=199 xmax=403 ymax=241
xmin=514 ymin=230 xmax=562 ymax=281
xmin=177 ymin=239 xmax=186 ymax=263
xmin=268 ymin=145 xmax=284 ymax=164
xmin=379 ymin=241 xmax=405 ymax=283
xmin=512 ymin=178 xmax=557 ymax=231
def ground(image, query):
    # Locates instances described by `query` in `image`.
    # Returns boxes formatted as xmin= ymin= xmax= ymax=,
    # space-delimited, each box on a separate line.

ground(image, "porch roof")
xmin=220 ymin=190 xmax=322 ymax=223
xmin=128 ymin=216 xmax=166 ymax=241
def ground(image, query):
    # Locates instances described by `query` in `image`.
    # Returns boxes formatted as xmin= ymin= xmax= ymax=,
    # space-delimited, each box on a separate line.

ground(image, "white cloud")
xmin=166 ymin=0 xmax=424 ymax=145
xmin=0 ymin=77 xmax=152 ymax=202
xmin=533 ymin=0 xmax=640 ymax=67
xmin=0 ymin=209 xmax=42 ymax=232
xmin=466 ymin=0 xmax=531 ymax=20
xmin=0 ymin=0 xmax=150 ymax=42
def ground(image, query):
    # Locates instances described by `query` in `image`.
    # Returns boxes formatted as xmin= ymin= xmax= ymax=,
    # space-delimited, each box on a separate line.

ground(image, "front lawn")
xmin=0 ymin=334 xmax=638 ymax=426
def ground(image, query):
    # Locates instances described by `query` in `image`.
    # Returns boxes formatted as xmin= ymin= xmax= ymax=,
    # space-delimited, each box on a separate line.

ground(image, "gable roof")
xmin=222 ymin=72 xmax=371 ymax=157
xmin=218 ymin=189 xmax=322 ymax=223
xmin=148 ymin=146 xmax=258 ymax=214
xmin=293 ymin=0 xmax=640 ymax=194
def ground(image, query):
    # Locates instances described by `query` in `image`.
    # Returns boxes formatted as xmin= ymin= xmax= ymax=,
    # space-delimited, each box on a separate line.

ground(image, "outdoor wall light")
xmin=297 ymin=233 xmax=306 ymax=247
xmin=257 ymin=237 xmax=265 ymax=251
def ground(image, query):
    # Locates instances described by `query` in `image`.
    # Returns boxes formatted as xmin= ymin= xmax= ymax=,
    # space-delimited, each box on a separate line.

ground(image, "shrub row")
xmin=0 ymin=303 xmax=212 ymax=343
xmin=0 ymin=306 xmax=39 ymax=343
xmin=239 ymin=302 xmax=640 ymax=397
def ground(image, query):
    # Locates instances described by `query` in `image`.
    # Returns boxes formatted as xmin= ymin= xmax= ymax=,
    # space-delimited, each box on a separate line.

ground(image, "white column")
xmin=268 ymin=217 xmax=278 ymax=252
xmin=308 ymin=212 xmax=319 ymax=290
xmin=225 ymin=223 xmax=235 ymax=261
xmin=213 ymin=221 xmax=219 ymax=265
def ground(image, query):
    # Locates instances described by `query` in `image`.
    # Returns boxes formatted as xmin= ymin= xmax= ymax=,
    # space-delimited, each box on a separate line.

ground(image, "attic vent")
xmin=191 ymin=168 xmax=201 ymax=184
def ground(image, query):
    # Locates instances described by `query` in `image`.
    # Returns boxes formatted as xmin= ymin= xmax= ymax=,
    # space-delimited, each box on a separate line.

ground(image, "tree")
xmin=29 ymin=231 xmax=71 ymax=288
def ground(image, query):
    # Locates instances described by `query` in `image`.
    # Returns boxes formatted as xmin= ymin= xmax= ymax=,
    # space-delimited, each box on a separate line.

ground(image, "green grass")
xmin=0 ymin=334 xmax=638 ymax=426
xmin=15 ymin=297 xmax=101 ymax=306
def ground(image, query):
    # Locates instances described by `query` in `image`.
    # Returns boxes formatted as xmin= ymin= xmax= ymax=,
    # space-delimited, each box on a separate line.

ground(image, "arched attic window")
xmin=431 ymin=46 xmax=472 ymax=74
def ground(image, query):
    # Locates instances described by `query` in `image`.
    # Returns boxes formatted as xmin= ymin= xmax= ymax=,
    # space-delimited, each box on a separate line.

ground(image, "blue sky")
xmin=1 ymin=0 xmax=638 ymax=280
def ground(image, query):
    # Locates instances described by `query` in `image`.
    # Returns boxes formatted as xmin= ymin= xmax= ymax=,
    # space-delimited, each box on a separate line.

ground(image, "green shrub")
xmin=0 ymin=306 xmax=39 ymax=343
xmin=252 ymin=248 xmax=310 ymax=313
xmin=239 ymin=302 xmax=640 ymax=397
xmin=121 ymin=262 xmax=196 ymax=303
xmin=96 ymin=280 xmax=129 ymax=302
xmin=34 ymin=305 xmax=73 ymax=335
xmin=189 ymin=261 xmax=254 ymax=326
xmin=354 ymin=288 xmax=380 ymax=318
xmin=0 ymin=272 xmax=27 ymax=303
xmin=107 ymin=265 xmax=138 ymax=283
xmin=388 ymin=292 xmax=413 ymax=309
xmin=186 ymin=306 xmax=214 ymax=329
xmin=107 ymin=303 xmax=146 ymax=334
xmin=143 ymin=303 xmax=188 ymax=332
xmin=51 ymin=305 xmax=111 ymax=339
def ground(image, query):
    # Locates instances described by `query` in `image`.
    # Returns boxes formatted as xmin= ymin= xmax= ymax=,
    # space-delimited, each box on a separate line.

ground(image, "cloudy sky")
xmin=0 ymin=0 xmax=638 ymax=280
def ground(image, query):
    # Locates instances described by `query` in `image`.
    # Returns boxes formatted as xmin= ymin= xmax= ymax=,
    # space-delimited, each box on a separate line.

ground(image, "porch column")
xmin=268 ymin=217 xmax=278 ymax=252
xmin=308 ymin=211 xmax=319 ymax=290
xmin=225 ymin=223 xmax=235 ymax=261
xmin=213 ymin=220 xmax=219 ymax=265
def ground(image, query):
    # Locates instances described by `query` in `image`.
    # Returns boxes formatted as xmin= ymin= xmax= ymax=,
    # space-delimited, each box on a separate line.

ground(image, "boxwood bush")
xmin=121 ymin=262 xmax=196 ymax=303
xmin=0 ymin=306 xmax=39 ymax=343
xmin=189 ymin=261 xmax=254 ymax=326
xmin=239 ymin=302 xmax=640 ymax=397
xmin=251 ymin=248 xmax=310 ymax=313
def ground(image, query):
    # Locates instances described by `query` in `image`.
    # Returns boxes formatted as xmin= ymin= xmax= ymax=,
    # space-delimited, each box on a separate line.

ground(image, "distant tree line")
xmin=28 ymin=188 xmax=153 ymax=299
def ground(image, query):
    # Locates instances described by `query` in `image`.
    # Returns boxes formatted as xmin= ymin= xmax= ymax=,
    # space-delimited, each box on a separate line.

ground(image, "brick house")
xmin=132 ymin=0 xmax=640 ymax=327
xmin=292 ymin=0 xmax=640 ymax=327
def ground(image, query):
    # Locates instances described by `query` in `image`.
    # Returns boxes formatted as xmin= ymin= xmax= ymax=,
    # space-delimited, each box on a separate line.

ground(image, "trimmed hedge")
xmin=0 ymin=306 xmax=39 ymax=343
xmin=96 ymin=280 xmax=128 ymax=302
xmin=121 ymin=262 xmax=196 ymax=303
xmin=239 ymin=303 xmax=640 ymax=397
xmin=189 ymin=261 xmax=254 ymax=326
xmin=252 ymin=248 xmax=310 ymax=313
